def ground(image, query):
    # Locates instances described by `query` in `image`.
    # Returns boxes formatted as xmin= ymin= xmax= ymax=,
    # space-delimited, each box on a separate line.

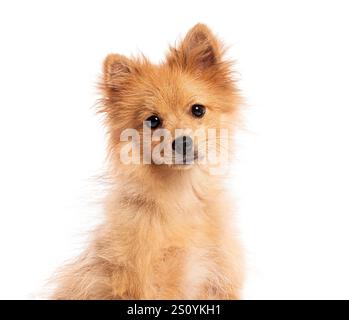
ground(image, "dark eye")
xmin=145 ymin=115 xmax=161 ymax=129
xmin=191 ymin=104 xmax=206 ymax=118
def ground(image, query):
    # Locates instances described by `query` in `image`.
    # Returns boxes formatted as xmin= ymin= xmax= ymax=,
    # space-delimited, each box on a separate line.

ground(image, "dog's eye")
xmin=145 ymin=115 xmax=162 ymax=129
xmin=191 ymin=104 xmax=206 ymax=118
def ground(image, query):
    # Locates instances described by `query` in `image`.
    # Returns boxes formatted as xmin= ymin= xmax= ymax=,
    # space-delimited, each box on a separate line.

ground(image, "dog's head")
xmin=100 ymin=24 xmax=240 ymax=173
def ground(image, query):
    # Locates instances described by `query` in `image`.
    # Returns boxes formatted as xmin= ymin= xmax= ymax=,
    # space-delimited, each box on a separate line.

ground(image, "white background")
xmin=0 ymin=0 xmax=348 ymax=299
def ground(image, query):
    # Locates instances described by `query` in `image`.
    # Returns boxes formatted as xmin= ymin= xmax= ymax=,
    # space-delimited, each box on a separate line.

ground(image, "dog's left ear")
xmin=168 ymin=23 xmax=223 ymax=70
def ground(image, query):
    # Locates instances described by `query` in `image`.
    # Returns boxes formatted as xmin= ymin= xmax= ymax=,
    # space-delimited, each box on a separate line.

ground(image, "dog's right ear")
xmin=167 ymin=24 xmax=223 ymax=71
xmin=102 ymin=54 xmax=134 ymax=94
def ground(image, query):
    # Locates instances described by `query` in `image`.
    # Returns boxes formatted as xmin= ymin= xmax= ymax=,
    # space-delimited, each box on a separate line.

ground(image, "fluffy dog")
xmin=52 ymin=23 xmax=244 ymax=299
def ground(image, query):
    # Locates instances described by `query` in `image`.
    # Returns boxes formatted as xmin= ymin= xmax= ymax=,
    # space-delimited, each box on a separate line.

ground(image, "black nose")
xmin=172 ymin=136 xmax=193 ymax=155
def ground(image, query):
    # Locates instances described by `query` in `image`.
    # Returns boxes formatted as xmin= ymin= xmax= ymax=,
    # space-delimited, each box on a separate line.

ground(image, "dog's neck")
xmin=105 ymin=164 xmax=224 ymax=220
xmin=124 ymin=165 xmax=218 ymax=201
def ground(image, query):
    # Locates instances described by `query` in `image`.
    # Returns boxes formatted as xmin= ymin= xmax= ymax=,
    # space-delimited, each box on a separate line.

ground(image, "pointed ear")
xmin=168 ymin=23 xmax=223 ymax=70
xmin=103 ymin=54 xmax=133 ymax=92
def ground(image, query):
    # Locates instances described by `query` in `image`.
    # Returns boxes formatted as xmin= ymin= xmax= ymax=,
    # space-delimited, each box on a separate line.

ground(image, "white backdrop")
xmin=0 ymin=0 xmax=349 ymax=299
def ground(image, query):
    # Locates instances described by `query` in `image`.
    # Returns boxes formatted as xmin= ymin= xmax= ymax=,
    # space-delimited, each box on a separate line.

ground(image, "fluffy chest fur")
xmin=101 ymin=170 xmax=240 ymax=299
xmin=51 ymin=159 xmax=243 ymax=300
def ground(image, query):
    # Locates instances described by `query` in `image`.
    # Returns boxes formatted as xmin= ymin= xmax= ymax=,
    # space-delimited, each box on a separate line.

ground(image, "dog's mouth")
xmin=149 ymin=153 xmax=199 ymax=169
xmin=171 ymin=151 xmax=199 ymax=166
xmin=147 ymin=142 xmax=201 ymax=167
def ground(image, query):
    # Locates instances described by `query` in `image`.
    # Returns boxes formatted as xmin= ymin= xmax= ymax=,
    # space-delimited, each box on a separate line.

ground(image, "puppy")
xmin=51 ymin=23 xmax=244 ymax=299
